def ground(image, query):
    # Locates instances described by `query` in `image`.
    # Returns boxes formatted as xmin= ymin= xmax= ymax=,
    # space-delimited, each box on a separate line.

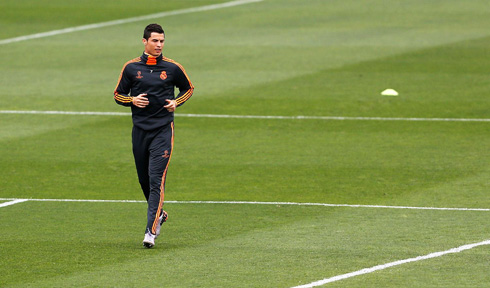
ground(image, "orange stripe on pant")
xmin=151 ymin=122 xmax=174 ymax=234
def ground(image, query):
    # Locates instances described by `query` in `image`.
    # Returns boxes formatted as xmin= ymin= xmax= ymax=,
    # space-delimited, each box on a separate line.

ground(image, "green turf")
xmin=0 ymin=0 xmax=229 ymax=39
xmin=0 ymin=0 xmax=489 ymax=287
xmin=1 ymin=116 xmax=488 ymax=208
xmin=1 ymin=202 xmax=489 ymax=287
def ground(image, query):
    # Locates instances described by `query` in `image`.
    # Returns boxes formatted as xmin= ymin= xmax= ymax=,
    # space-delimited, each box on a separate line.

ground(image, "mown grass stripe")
xmin=1 ymin=110 xmax=489 ymax=122
xmin=0 ymin=0 xmax=263 ymax=45
xmin=1 ymin=198 xmax=488 ymax=211
xmin=292 ymin=239 xmax=490 ymax=287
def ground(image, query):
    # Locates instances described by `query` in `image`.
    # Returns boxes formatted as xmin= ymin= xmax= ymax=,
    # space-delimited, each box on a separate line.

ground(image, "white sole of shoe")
xmin=143 ymin=241 xmax=154 ymax=248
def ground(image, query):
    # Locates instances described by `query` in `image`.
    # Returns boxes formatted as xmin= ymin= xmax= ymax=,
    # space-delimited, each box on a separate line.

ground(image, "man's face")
xmin=143 ymin=32 xmax=165 ymax=56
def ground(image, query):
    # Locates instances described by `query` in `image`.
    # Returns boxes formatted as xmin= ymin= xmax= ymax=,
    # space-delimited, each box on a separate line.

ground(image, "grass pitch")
xmin=1 ymin=0 xmax=489 ymax=287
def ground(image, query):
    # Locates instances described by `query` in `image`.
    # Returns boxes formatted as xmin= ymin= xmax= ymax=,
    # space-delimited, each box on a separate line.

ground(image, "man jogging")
xmin=114 ymin=23 xmax=194 ymax=248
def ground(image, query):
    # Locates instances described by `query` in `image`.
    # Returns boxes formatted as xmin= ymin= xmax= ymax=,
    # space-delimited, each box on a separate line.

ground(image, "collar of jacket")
xmin=141 ymin=52 xmax=162 ymax=65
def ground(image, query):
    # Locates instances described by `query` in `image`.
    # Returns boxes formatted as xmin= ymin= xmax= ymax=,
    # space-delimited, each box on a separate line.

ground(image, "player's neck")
xmin=144 ymin=52 xmax=162 ymax=58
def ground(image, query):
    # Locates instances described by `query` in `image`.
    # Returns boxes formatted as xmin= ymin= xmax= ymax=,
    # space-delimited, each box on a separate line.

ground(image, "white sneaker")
xmin=143 ymin=232 xmax=156 ymax=248
xmin=155 ymin=210 xmax=168 ymax=238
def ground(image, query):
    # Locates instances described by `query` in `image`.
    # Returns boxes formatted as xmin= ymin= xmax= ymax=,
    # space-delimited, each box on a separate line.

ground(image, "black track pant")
xmin=132 ymin=122 xmax=174 ymax=234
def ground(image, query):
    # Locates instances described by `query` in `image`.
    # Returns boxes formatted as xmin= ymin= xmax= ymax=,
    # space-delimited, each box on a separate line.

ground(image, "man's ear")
xmin=142 ymin=38 xmax=147 ymax=45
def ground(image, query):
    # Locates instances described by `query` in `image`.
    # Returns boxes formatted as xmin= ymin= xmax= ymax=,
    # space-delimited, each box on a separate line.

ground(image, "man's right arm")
xmin=114 ymin=65 xmax=133 ymax=107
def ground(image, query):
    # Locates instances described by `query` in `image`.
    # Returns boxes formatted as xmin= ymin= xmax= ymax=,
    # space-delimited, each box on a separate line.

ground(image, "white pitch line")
xmin=1 ymin=110 xmax=489 ymax=123
xmin=0 ymin=198 xmax=145 ymax=204
xmin=0 ymin=110 xmax=130 ymax=116
xmin=291 ymin=239 xmax=490 ymax=288
xmin=0 ymin=199 xmax=29 ymax=208
xmin=170 ymin=201 xmax=490 ymax=211
xmin=0 ymin=0 xmax=263 ymax=45
xmin=0 ymin=198 xmax=488 ymax=211
xmin=178 ymin=113 xmax=490 ymax=122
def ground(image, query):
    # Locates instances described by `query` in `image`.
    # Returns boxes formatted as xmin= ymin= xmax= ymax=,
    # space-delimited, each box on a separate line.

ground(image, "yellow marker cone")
xmin=381 ymin=89 xmax=399 ymax=96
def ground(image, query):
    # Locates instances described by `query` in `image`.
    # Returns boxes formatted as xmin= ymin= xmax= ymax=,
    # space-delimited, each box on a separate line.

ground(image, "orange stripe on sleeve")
xmin=113 ymin=57 xmax=141 ymax=97
xmin=163 ymin=57 xmax=194 ymax=106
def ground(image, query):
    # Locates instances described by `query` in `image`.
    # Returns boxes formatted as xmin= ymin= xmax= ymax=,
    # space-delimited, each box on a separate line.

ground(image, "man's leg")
xmin=132 ymin=126 xmax=151 ymax=201
xmin=146 ymin=122 xmax=174 ymax=236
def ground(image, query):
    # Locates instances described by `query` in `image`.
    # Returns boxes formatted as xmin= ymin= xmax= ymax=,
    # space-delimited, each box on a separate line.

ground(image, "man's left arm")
xmin=174 ymin=64 xmax=194 ymax=107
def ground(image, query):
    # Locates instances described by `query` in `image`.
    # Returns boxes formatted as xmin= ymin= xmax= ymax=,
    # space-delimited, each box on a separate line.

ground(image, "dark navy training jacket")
xmin=114 ymin=52 xmax=194 ymax=130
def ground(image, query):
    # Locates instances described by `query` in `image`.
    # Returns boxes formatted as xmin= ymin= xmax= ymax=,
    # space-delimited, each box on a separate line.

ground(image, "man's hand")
xmin=132 ymin=94 xmax=149 ymax=108
xmin=164 ymin=99 xmax=177 ymax=112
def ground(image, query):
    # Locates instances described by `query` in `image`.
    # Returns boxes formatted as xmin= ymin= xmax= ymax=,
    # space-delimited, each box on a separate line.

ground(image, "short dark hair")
xmin=143 ymin=23 xmax=165 ymax=40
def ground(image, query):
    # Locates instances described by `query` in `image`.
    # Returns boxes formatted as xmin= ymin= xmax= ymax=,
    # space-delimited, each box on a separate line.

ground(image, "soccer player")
xmin=114 ymin=23 xmax=194 ymax=248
